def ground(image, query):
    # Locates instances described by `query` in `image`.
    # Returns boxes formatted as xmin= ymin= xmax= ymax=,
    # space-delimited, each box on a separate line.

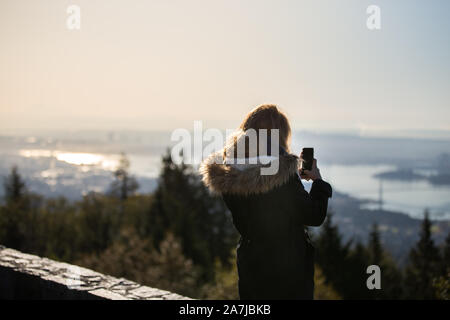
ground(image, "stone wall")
xmin=0 ymin=245 xmax=191 ymax=300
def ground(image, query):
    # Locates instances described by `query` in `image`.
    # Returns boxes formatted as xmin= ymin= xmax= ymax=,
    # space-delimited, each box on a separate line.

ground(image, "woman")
xmin=200 ymin=104 xmax=332 ymax=300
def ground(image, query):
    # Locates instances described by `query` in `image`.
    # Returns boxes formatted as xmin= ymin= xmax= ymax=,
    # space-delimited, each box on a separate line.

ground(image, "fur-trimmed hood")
xmin=199 ymin=150 xmax=300 ymax=196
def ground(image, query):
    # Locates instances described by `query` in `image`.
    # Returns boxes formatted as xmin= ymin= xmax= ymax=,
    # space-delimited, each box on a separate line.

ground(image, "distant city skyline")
xmin=1 ymin=1 xmax=449 ymax=136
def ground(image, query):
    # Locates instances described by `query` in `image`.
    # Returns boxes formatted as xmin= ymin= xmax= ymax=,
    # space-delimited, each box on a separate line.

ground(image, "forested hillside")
xmin=0 ymin=153 xmax=448 ymax=299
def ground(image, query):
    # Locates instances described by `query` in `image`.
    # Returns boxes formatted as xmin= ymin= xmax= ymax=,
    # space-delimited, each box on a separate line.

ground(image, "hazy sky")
xmin=1 ymin=0 xmax=449 ymax=136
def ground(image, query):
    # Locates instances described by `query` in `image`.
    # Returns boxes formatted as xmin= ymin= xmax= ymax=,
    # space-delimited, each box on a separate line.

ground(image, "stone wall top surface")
xmin=0 ymin=245 xmax=191 ymax=300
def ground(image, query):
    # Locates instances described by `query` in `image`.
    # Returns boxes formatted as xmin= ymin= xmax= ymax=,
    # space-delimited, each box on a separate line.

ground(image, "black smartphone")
xmin=302 ymin=148 xmax=314 ymax=171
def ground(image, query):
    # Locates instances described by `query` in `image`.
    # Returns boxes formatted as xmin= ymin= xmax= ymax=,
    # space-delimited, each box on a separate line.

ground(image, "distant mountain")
xmin=291 ymin=131 xmax=450 ymax=167
xmin=325 ymin=191 xmax=450 ymax=265
xmin=373 ymin=168 xmax=426 ymax=181
xmin=429 ymin=174 xmax=450 ymax=186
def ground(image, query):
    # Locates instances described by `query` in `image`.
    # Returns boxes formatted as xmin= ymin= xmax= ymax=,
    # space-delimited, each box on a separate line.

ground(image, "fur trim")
xmin=199 ymin=151 xmax=300 ymax=196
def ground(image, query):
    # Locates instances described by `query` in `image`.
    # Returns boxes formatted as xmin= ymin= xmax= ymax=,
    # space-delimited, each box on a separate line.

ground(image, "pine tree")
xmin=109 ymin=152 xmax=139 ymax=201
xmin=3 ymin=166 xmax=27 ymax=203
xmin=443 ymin=233 xmax=450 ymax=273
xmin=367 ymin=223 xmax=403 ymax=299
xmin=368 ymin=223 xmax=383 ymax=265
xmin=312 ymin=266 xmax=342 ymax=300
xmin=405 ymin=211 xmax=442 ymax=299
xmin=315 ymin=212 xmax=352 ymax=298
xmin=432 ymin=233 xmax=450 ymax=299
xmin=346 ymin=242 xmax=371 ymax=299
xmin=0 ymin=166 xmax=29 ymax=249
xmin=76 ymin=229 xmax=198 ymax=297
xmin=144 ymin=150 xmax=237 ymax=282
xmin=315 ymin=215 xmax=405 ymax=299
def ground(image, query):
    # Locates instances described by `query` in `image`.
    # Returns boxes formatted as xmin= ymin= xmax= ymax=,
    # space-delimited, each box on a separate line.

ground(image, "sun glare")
xmin=19 ymin=149 xmax=119 ymax=170
xmin=55 ymin=153 xmax=103 ymax=166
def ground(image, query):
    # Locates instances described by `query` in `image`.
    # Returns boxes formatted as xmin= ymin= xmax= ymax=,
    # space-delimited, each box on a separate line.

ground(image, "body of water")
xmin=319 ymin=164 xmax=450 ymax=220
xmin=15 ymin=149 xmax=450 ymax=220
xmin=2 ymin=131 xmax=450 ymax=220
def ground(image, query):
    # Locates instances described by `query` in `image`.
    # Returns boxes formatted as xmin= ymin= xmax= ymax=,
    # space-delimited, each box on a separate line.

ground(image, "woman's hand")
xmin=300 ymin=158 xmax=322 ymax=181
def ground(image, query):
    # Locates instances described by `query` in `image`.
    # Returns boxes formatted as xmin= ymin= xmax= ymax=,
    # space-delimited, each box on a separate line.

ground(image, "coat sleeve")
xmin=291 ymin=174 xmax=332 ymax=227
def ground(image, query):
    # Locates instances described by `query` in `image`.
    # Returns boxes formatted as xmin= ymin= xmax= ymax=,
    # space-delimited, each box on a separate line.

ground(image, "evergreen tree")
xmin=315 ymin=215 xmax=402 ymax=299
xmin=368 ymin=223 xmax=383 ymax=265
xmin=77 ymin=192 xmax=121 ymax=255
xmin=345 ymin=241 xmax=372 ymax=299
xmin=432 ymin=233 xmax=450 ymax=299
xmin=0 ymin=166 xmax=30 ymax=250
xmin=443 ymin=233 xmax=450 ymax=274
xmin=109 ymin=152 xmax=139 ymax=201
xmin=367 ymin=223 xmax=403 ymax=299
xmin=404 ymin=211 xmax=442 ymax=299
xmin=76 ymin=229 xmax=199 ymax=297
xmin=315 ymin=212 xmax=353 ymax=298
xmin=3 ymin=166 xmax=27 ymax=203
xmin=312 ymin=266 xmax=341 ymax=300
xmin=144 ymin=151 xmax=237 ymax=281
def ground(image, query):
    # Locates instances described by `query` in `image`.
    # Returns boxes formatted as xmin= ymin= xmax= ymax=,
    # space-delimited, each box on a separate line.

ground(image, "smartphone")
xmin=302 ymin=148 xmax=314 ymax=171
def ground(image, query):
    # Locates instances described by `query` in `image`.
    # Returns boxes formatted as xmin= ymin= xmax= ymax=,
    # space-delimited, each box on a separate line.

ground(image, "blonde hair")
xmin=224 ymin=104 xmax=292 ymax=159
